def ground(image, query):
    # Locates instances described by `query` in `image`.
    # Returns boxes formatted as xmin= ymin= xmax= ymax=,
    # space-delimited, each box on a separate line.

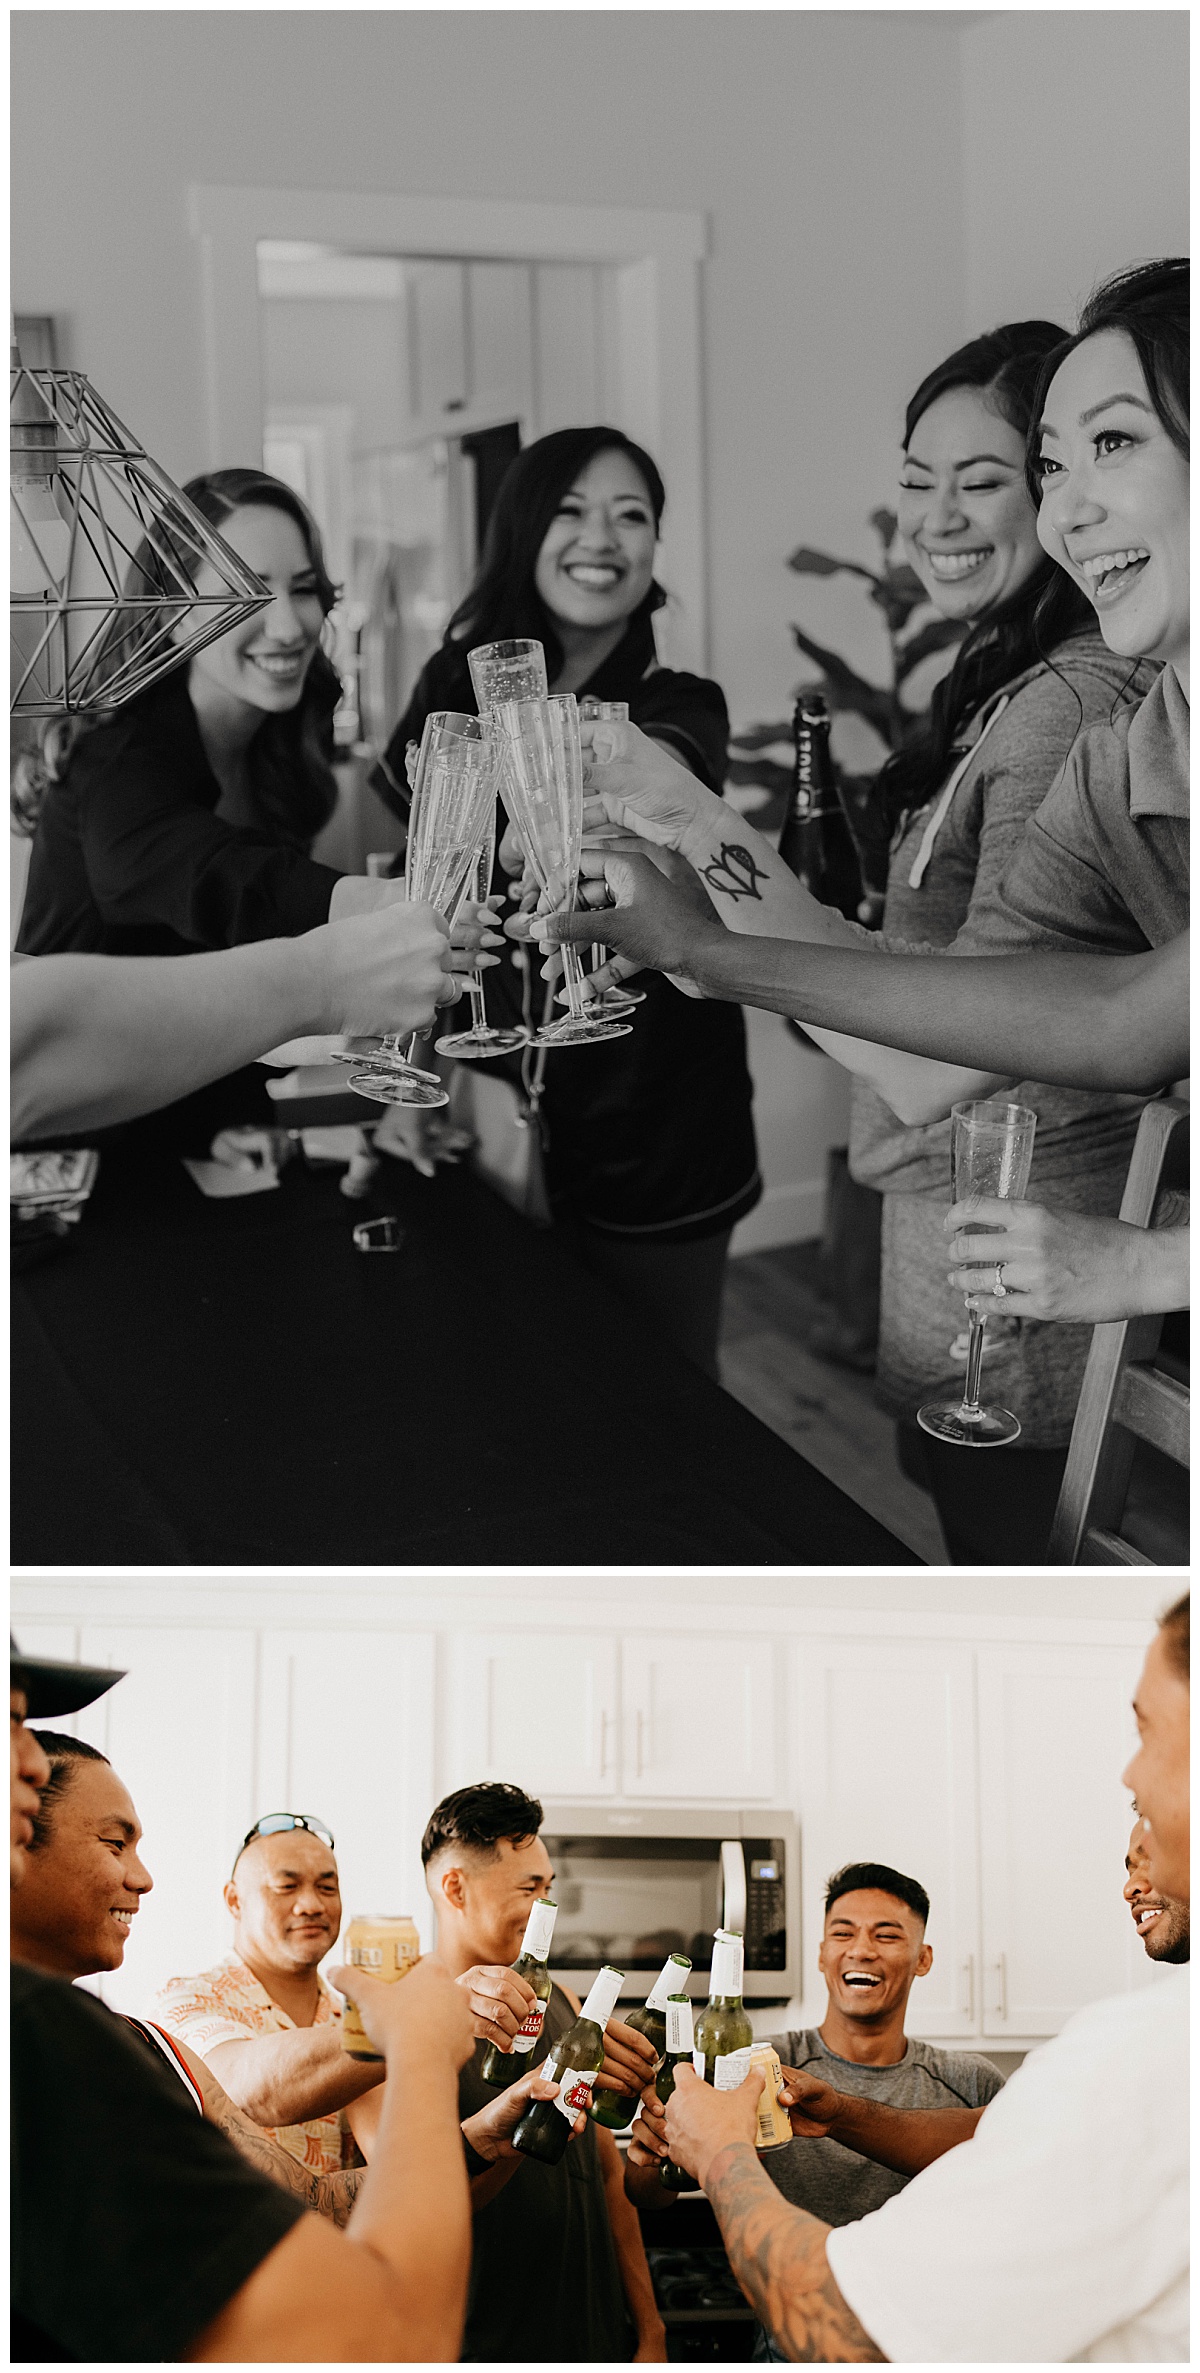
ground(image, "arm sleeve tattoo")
xmin=206 ymin=2091 xmax=366 ymax=2228
xmin=705 ymin=2143 xmax=886 ymax=2363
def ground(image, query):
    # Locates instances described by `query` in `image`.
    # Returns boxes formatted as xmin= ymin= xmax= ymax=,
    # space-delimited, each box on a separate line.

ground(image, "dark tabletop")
xmin=12 ymin=1138 xmax=918 ymax=1567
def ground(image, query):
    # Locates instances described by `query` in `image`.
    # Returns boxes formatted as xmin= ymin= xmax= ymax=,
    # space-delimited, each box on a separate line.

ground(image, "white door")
xmin=977 ymin=1643 xmax=1147 ymax=2035
xmin=258 ymin=1630 xmax=437 ymax=1954
xmin=72 ymin=1626 xmax=259 ymax=2015
xmin=794 ymin=1638 xmax=981 ymax=2038
xmin=446 ymin=1631 xmax=619 ymax=1800
xmin=621 ymin=1636 xmax=777 ymax=1801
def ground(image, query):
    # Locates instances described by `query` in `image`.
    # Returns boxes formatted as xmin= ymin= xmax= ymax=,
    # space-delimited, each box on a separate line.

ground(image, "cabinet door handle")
xmin=961 ymin=1955 xmax=975 ymax=2021
xmin=599 ymin=1709 xmax=610 ymax=1778
xmin=634 ymin=1708 xmax=645 ymax=1778
xmin=991 ymin=1954 xmax=1007 ymax=2021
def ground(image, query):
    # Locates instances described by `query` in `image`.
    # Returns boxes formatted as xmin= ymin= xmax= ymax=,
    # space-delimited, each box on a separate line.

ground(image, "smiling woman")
xmin=15 ymin=469 xmax=359 ymax=965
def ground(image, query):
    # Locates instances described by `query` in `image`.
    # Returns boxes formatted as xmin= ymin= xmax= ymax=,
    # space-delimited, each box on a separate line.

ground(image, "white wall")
xmin=961 ymin=12 xmax=1189 ymax=331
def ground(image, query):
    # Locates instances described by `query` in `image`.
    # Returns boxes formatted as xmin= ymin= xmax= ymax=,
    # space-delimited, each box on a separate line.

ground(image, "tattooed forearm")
xmin=700 ymin=842 xmax=768 ymax=902
xmin=207 ymin=2093 xmax=366 ymax=2226
xmin=704 ymin=2144 xmax=885 ymax=2363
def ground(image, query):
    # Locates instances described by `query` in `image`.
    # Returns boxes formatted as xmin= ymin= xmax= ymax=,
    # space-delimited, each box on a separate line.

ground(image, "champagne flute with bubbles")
xmin=494 ymin=694 xmax=632 ymax=1047
xmin=346 ymin=713 xmax=496 ymax=1109
xmin=578 ymin=696 xmax=644 ymax=1015
xmin=433 ymin=800 xmax=526 ymax=1061
xmin=917 ymin=1098 xmax=1038 ymax=1447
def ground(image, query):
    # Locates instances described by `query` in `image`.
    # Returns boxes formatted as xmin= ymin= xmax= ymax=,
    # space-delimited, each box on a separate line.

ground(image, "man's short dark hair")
xmin=1159 ymin=1593 xmax=1189 ymax=1685
xmin=824 ymin=1861 xmax=930 ymax=1928
xmin=421 ymin=1782 xmax=544 ymax=1868
xmin=27 ymin=1731 xmax=110 ymax=1851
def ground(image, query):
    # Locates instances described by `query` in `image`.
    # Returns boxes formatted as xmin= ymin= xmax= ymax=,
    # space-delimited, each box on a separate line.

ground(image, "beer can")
xmin=748 ymin=2044 xmax=793 ymax=2149
xmin=340 ymin=1915 xmax=421 ymax=2058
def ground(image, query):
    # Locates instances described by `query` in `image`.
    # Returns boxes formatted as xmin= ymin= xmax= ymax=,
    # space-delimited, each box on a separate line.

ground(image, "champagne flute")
xmin=433 ymin=804 xmax=527 ymax=1060
xmin=493 ymin=694 xmax=632 ymax=1048
xmin=346 ymin=714 xmax=496 ymax=1109
xmin=578 ymin=695 xmax=644 ymax=1014
xmin=917 ymin=1099 xmax=1038 ymax=1448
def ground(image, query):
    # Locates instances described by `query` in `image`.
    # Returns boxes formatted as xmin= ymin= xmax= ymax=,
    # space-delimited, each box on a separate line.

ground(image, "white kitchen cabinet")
xmin=447 ymin=1631 xmax=619 ymax=1800
xmin=466 ymin=261 xmax=534 ymax=426
xmin=622 ymin=1636 xmax=777 ymax=1801
xmin=976 ymin=1642 xmax=1148 ymax=2034
xmin=72 ymin=1626 xmax=258 ymax=2014
xmin=258 ymin=1630 xmax=436 ymax=1951
xmin=407 ymin=261 xmax=468 ymax=429
xmin=794 ymin=1639 xmax=981 ymax=2039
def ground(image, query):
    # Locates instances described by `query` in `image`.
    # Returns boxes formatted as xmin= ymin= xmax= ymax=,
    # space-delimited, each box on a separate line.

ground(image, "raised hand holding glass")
xmin=494 ymin=694 xmax=632 ymax=1048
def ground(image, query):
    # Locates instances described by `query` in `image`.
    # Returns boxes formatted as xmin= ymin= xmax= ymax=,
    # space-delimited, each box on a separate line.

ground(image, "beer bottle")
xmin=693 ymin=1928 xmax=754 ymax=2091
xmin=479 ymin=1897 xmax=558 ymax=2086
xmin=658 ymin=1992 xmax=697 ymax=2191
xmin=778 ymin=693 xmax=866 ymax=920
xmin=511 ymin=1965 xmax=625 ymax=2167
xmin=589 ymin=1950 xmax=692 ymax=2128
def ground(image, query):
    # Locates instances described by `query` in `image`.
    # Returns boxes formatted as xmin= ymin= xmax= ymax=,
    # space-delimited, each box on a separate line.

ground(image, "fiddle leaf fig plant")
xmin=727 ymin=507 xmax=964 ymax=808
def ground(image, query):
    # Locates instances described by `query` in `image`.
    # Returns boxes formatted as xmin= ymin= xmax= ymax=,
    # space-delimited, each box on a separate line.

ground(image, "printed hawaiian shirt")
xmin=148 ymin=1953 xmax=358 ymax=2174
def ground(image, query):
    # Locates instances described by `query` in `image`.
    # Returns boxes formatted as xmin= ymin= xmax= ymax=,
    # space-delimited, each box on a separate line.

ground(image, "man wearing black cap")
xmin=10 ymin=1634 xmax=477 ymax=2362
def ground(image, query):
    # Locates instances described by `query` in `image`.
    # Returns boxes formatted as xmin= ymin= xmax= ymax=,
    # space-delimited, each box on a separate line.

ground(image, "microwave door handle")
xmin=720 ymin=1841 xmax=747 ymax=1939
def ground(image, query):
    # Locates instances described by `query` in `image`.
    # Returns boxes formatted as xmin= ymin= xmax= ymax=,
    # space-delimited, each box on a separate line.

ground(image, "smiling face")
xmin=226 ymin=1830 xmax=343 ymax=1978
xmin=1035 ymin=328 xmax=1190 ymax=679
xmin=1124 ymin=1819 xmax=1189 ymax=1964
xmin=818 ymin=1888 xmax=932 ymax=2026
xmin=181 ymin=502 xmax=326 ymax=722
xmin=10 ymin=1689 xmax=51 ymax=1891
xmin=430 ymin=1830 xmax=556 ymax=1966
xmin=9 ymin=1755 xmax=153 ymax=1976
xmin=897 ymin=385 xmax=1045 ymax=624
xmin=1122 ymin=1629 xmax=1190 ymax=1904
xmin=533 ymin=450 xmax=658 ymax=641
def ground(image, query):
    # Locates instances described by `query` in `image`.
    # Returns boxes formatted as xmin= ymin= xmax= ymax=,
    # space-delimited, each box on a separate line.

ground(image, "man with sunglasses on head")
xmin=150 ymin=1812 xmax=382 ymax=2170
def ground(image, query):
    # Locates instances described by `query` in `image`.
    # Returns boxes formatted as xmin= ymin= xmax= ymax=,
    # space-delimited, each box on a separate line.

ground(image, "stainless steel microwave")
xmin=540 ymin=1806 xmax=799 ymax=2004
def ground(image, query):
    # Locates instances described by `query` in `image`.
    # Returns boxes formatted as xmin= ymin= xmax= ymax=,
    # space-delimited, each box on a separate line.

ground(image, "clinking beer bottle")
xmin=778 ymin=692 xmax=867 ymax=921
xmin=693 ymin=1928 xmax=754 ymax=2091
xmin=511 ymin=1965 xmax=625 ymax=2166
xmin=589 ymin=1950 xmax=692 ymax=2128
xmin=658 ymin=1992 xmax=697 ymax=2191
xmin=479 ymin=1897 xmax=558 ymax=2087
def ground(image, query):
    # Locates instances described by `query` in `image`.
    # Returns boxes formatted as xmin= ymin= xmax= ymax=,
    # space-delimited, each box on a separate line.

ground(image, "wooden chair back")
xmin=1049 ymin=1097 xmax=1189 ymax=1565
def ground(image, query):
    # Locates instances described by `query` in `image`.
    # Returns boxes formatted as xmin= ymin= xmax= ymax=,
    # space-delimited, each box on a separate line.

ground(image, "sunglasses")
xmin=232 ymin=1812 xmax=335 ymax=1879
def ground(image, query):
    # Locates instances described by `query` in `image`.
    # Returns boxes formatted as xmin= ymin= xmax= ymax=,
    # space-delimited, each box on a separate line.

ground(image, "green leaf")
xmin=725 ymin=756 xmax=793 ymax=798
xmin=728 ymin=721 xmax=793 ymax=752
xmin=869 ymin=506 xmax=898 ymax=548
xmin=787 ymin=545 xmax=879 ymax=583
xmin=789 ymin=627 xmax=901 ymax=742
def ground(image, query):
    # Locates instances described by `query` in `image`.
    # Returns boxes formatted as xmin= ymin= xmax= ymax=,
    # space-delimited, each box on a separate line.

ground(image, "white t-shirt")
xmin=826 ymin=1969 xmax=1188 ymax=2362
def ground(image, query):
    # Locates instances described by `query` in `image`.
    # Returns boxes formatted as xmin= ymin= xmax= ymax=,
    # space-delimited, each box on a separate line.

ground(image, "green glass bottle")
xmin=511 ymin=1966 xmax=625 ymax=2166
xmin=657 ymin=1992 xmax=696 ymax=2191
xmin=589 ymin=1950 xmax=691 ymax=2128
xmin=479 ymin=1897 xmax=558 ymax=2087
xmin=693 ymin=1928 xmax=754 ymax=2090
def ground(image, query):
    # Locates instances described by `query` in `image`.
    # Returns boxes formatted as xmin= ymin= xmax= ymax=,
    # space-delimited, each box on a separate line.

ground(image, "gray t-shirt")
xmin=761 ymin=2028 xmax=1005 ymax=2225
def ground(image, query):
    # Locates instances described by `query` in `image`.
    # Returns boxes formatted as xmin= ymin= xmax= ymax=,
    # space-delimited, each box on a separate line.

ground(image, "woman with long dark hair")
xmin=550 ymin=320 xmax=1160 ymax=1560
xmin=369 ymin=426 xmax=760 ymax=1376
xmin=18 ymin=470 xmax=372 ymax=958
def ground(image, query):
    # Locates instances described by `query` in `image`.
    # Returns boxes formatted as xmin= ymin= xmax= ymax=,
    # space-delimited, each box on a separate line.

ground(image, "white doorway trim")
xmin=188 ymin=184 xmax=710 ymax=671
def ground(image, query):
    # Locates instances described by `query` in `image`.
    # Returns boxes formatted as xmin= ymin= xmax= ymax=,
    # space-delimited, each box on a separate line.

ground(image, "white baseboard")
xmin=730 ymin=1178 xmax=826 ymax=1256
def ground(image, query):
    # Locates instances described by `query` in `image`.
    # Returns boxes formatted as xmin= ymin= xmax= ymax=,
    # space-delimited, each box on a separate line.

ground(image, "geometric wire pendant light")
xmin=11 ymin=360 xmax=272 ymax=717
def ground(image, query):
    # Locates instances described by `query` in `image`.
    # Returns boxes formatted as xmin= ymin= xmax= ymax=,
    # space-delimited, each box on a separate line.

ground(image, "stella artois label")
xmin=554 ymin=2068 xmax=596 ymax=2122
xmin=510 ymin=2002 xmax=547 ymax=2055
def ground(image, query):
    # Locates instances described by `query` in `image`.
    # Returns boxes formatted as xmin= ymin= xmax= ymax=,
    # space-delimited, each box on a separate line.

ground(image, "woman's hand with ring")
xmin=943 ymin=1198 xmax=1173 ymax=1324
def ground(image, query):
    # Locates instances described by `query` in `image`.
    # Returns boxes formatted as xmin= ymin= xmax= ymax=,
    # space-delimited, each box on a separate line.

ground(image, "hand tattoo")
xmin=704 ymin=2143 xmax=885 ymax=2362
xmin=700 ymin=842 xmax=768 ymax=902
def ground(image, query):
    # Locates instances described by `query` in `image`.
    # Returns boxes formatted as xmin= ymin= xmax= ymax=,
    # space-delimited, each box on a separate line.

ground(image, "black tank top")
xmin=457 ymin=1984 xmax=633 ymax=2362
